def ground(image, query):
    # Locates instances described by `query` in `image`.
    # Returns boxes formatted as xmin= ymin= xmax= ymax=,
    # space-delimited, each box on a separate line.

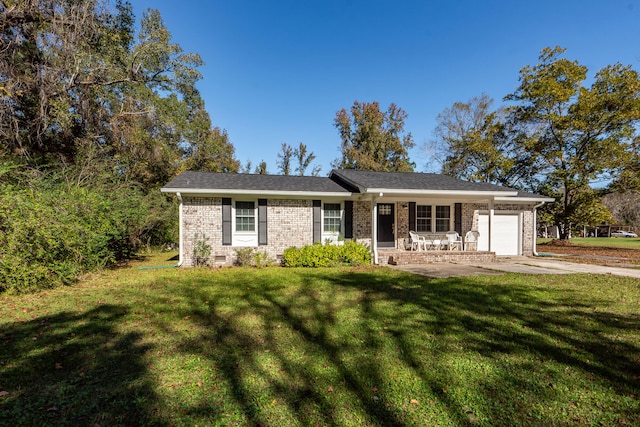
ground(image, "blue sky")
xmin=128 ymin=0 xmax=640 ymax=174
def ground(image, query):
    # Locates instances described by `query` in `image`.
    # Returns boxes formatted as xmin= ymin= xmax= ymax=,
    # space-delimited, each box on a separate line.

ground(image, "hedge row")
xmin=281 ymin=241 xmax=371 ymax=267
xmin=0 ymin=178 xmax=176 ymax=293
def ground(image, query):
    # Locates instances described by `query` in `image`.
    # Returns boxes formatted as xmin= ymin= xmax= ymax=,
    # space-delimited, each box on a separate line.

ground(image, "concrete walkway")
xmin=391 ymin=256 xmax=640 ymax=279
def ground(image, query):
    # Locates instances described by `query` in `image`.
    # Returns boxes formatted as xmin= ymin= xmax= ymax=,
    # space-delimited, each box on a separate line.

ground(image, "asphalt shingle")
xmin=162 ymin=171 xmax=351 ymax=193
xmin=329 ymin=169 xmax=517 ymax=193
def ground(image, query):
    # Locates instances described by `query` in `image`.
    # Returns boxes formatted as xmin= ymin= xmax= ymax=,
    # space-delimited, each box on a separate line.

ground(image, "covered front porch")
xmin=377 ymin=248 xmax=497 ymax=266
xmin=366 ymin=195 xmax=504 ymax=264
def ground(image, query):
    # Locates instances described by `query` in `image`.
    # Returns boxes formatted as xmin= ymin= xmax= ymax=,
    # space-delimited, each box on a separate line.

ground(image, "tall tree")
xmin=610 ymin=136 xmax=640 ymax=192
xmin=333 ymin=101 xmax=415 ymax=172
xmin=602 ymin=190 xmax=640 ymax=231
xmin=241 ymin=160 xmax=252 ymax=173
xmin=293 ymin=142 xmax=321 ymax=176
xmin=505 ymin=47 xmax=640 ymax=239
xmin=277 ymin=142 xmax=321 ymax=176
xmin=254 ymin=160 xmax=268 ymax=175
xmin=180 ymin=126 xmax=240 ymax=173
xmin=276 ymin=143 xmax=293 ymax=175
xmin=1 ymin=0 xmax=134 ymax=162
xmin=430 ymin=94 xmax=533 ymax=187
xmin=0 ymin=1 xmax=237 ymax=189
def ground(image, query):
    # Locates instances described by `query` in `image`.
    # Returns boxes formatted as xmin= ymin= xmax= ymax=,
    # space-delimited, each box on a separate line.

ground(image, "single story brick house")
xmin=161 ymin=169 xmax=554 ymax=266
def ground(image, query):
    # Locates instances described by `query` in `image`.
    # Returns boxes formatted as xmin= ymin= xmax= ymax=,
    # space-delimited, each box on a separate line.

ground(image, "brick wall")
xmin=182 ymin=197 xmax=222 ymax=267
xmin=396 ymin=203 xmax=409 ymax=249
xmin=377 ymin=250 xmax=497 ymax=265
xmin=180 ymin=197 xmax=539 ymax=266
xmin=522 ymin=210 xmax=534 ymax=255
xmin=181 ymin=197 xmax=314 ymax=266
xmin=353 ymin=200 xmax=372 ymax=247
xmin=266 ymin=199 xmax=313 ymax=259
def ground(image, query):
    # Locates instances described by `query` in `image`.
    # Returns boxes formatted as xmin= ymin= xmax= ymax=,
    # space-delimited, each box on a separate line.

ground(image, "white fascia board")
xmin=494 ymin=196 xmax=555 ymax=203
xmin=363 ymin=188 xmax=519 ymax=197
xmin=160 ymin=188 xmax=353 ymax=198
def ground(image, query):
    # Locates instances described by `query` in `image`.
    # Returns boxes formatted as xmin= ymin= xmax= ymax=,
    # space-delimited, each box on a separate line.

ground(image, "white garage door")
xmin=478 ymin=214 xmax=520 ymax=256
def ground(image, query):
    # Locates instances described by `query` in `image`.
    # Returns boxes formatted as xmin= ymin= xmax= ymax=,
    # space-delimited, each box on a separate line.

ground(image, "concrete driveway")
xmin=391 ymin=256 xmax=640 ymax=279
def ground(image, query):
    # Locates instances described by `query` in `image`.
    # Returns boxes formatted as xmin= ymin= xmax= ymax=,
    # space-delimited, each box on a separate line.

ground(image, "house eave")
xmin=160 ymin=187 xmax=353 ymax=198
xmin=494 ymin=196 xmax=555 ymax=203
xmin=363 ymin=188 xmax=519 ymax=198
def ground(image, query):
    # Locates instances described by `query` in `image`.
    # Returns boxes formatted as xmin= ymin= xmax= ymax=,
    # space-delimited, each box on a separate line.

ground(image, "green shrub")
xmin=192 ymin=233 xmax=212 ymax=267
xmin=341 ymin=240 xmax=372 ymax=266
xmin=235 ymin=248 xmax=255 ymax=266
xmin=252 ymin=250 xmax=272 ymax=268
xmin=234 ymin=248 xmax=272 ymax=268
xmin=0 ymin=162 xmax=178 ymax=293
xmin=281 ymin=241 xmax=371 ymax=267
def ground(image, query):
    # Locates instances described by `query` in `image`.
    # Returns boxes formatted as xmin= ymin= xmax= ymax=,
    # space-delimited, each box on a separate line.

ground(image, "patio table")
xmin=424 ymin=234 xmax=447 ymax=250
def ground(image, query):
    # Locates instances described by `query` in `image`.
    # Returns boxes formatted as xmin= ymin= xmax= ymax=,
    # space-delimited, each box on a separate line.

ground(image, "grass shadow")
xmin=5 ymin=266 xmax=638 ymax=425
xmin=142 ymin=267 xmax=639 ymax=425
xmin=0 ymin=305 xmax=159 ymax=426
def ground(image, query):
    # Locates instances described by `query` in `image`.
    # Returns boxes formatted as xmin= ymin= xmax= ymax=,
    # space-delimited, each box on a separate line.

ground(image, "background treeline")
xmin=1 ymin=0 xmax=238 ymax=292
xmin=3 ymin=1 xmax=640 ymax=292
xmin=428 ymin=47 xmax=640 ymax=239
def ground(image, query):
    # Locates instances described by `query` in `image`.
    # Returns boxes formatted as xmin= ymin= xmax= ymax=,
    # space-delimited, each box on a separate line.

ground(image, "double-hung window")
xmin=415 ymin=204 xmax=451 ymax=232
xmin=416 ymin=205 xmax=432 ymax=232
xmin=435 ymin=205 xmax=451 ymax=232
xmin=323 ymin=203 xmax=341 ymax=233
xmin=235 ymin=201 xmax=255 ymax=232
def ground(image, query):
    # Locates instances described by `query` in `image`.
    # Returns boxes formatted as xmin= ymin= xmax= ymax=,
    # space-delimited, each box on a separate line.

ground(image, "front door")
xmin=377 ymin=203 xmax=395 ymax=247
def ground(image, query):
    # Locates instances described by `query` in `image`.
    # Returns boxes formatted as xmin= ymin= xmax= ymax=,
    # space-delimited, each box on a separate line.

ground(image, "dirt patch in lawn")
xmin=537 ymin=240 xmax=640 ymax=267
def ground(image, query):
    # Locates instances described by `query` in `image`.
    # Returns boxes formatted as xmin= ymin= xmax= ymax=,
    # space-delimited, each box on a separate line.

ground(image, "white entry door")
xmin=478 ymin=213 xmax=521 ymax=256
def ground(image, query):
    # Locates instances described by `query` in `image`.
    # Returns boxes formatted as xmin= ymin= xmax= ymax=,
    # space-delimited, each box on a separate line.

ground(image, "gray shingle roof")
xmin=330 ymin=169 xmax=517 ymax=193
xmin=162 ymin=171 xmax=351 ymax=193
xmin=162 ymin=170 xmax=552 ymax=201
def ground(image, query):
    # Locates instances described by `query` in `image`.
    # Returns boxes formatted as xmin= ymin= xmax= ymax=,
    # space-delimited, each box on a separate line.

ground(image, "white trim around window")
xmin=321 ymin=201 xmax=343 ymax=243
xmin=415 ymin=203 xmax=453 ymax=233
xmin=232 ymin=199 xmax=258 ymax=246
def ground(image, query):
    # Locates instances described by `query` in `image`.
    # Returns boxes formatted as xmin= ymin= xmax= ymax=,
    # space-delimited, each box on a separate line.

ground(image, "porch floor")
xmin=377 ymin=249 xmax=497 ymax=266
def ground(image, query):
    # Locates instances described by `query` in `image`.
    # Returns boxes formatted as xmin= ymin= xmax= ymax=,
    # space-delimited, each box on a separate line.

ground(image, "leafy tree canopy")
xmin=429 ymin=94 xmax=537 ymax=187
xmin=432 ymin=47 xmax=640 ymax=239
xmin=0 ymin=0 xmax=238 ymax=189
xmin=333 ymin=101 xmax=415 ymax=172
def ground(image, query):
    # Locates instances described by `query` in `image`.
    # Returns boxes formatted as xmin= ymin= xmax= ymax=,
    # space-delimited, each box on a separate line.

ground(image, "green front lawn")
xmin=1 ymin=254 xmax=639 ymax=426
xmin=538 ymin=237 xmax=640 ymax=249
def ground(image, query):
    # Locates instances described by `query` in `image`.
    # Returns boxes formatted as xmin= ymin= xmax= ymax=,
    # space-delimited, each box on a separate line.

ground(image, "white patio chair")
xmin=445 ymin=231 xmax=463 ymax=251
xmin=464 ymin=230 xmax=479 ymax=251
xmin=408 ymin=231 xmax=426 ymax=251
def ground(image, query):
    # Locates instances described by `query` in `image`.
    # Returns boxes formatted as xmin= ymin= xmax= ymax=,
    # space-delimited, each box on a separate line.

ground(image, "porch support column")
xmin=488 ymin=197 xmax=494 ymax=253
xmin=371 ymin=194 xmax=381 ymax=264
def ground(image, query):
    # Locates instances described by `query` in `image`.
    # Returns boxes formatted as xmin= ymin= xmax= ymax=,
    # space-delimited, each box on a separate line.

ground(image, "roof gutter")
xmin=160 ymin=188 xmax=351 ymax=198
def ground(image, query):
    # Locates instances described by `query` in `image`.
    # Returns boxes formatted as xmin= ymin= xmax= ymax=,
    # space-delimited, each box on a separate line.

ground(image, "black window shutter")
xmin=313 ymin=200 xmax=321 ymax=243
xmin=344 ymin=200 xmax=353 ymax=239
xmin=222 ymin=198 xmax=232 ymax=245
xmin=258 ymin=199 xmax=267 ymax=245
xmin=409 ymin=202 xmax=416 ymax=232
xmin=454 ymin=203 xmax=462 ymax=235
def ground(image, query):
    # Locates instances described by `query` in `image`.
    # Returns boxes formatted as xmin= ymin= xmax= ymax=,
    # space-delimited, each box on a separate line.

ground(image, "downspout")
xmin=532 ymin=201 xmax=545 ymax=257
xmin=176 ymin=192 xmax=184 ymax=267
